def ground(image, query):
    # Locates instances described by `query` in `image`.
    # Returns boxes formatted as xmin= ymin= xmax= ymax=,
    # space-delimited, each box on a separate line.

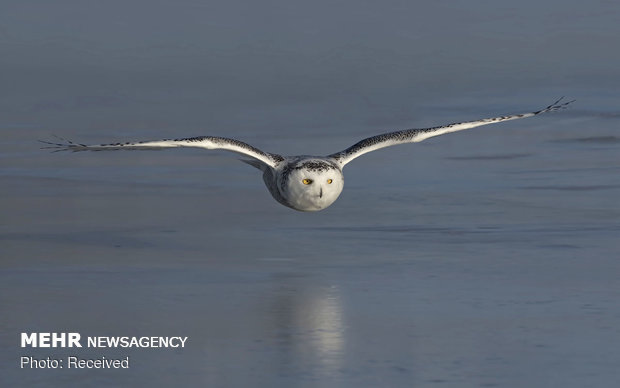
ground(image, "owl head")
xmin=281 ymin=159 xmax=344 ymax=211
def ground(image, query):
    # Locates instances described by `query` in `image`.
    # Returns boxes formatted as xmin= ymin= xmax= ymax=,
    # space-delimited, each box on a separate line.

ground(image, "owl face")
xmin=281 ymin=161 xmax=344 ymax=211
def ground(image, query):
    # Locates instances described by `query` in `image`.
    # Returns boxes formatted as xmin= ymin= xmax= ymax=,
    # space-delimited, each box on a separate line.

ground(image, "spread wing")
xmin=40 ymin=135 xmax=284 ymax=168
xmin=328 ymin=97 xmax=574 ymax=167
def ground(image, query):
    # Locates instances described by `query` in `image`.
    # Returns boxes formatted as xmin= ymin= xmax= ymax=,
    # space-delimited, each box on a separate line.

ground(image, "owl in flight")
xmin=42 ymin=98 xmax=573 ymax=211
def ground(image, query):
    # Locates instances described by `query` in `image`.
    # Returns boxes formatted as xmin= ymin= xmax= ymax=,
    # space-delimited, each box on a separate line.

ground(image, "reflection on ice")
xmin=267 ymin=274 xmax=344 ymax=376
xmin=305 ymin=286 xmax=344 ymax=370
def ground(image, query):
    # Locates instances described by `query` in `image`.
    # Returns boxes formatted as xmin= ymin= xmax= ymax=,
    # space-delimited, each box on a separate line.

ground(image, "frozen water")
xmin=2 ymin=1 xmax=620 ymax=386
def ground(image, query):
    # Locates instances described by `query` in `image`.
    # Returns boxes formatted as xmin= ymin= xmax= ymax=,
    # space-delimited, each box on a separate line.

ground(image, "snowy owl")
xmin=42 ymin=98 xmax=573 ymax=211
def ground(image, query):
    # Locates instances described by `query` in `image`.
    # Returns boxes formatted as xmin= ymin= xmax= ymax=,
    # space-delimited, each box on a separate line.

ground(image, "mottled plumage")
xmin=41 ymin=98 xmax=573 ymax=211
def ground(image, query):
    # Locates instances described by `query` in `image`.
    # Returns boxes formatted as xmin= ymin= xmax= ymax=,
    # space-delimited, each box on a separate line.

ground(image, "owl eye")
xmin=302 ymin=179 xmax=313 ymax=185
xmin=327 ymin=179 xmax=333 ymax=184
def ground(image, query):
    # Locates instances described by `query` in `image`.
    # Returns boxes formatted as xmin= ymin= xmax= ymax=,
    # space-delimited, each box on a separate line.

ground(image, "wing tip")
xmin=535 ymin=96 xmax=576 ymax=114
xmin=38 ymin=135 xmax=88 ymax=152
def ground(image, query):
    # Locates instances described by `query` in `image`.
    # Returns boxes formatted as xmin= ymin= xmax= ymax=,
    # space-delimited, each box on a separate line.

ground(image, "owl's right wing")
xmin=328 ymin=97 xmax=574 ymax=167
xmin=40 ymin=135 xmax=284 ymax=169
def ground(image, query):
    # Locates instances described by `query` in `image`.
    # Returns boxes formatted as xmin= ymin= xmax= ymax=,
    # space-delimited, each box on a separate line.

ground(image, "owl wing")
xmin=40 ymin=135 xmax=284 ymax=168
xmin=328 ymin=97 xmax=574 ymax=167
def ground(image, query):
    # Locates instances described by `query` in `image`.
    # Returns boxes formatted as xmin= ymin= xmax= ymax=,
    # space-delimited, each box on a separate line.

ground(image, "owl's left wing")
xmin=328 ymin=98 xmax=574 ymax=167
xmin=40 ymin=136 xmax=284 ymax=168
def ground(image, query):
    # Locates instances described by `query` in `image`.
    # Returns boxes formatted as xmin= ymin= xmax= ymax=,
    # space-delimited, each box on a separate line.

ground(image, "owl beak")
xmin=319 ymin=187 xmax=323 ymax=198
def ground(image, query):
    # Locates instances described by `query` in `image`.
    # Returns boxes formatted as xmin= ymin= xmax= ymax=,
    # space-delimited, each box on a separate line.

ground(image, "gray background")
xmin=2 ymin=0 xmax=620 ymax=387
